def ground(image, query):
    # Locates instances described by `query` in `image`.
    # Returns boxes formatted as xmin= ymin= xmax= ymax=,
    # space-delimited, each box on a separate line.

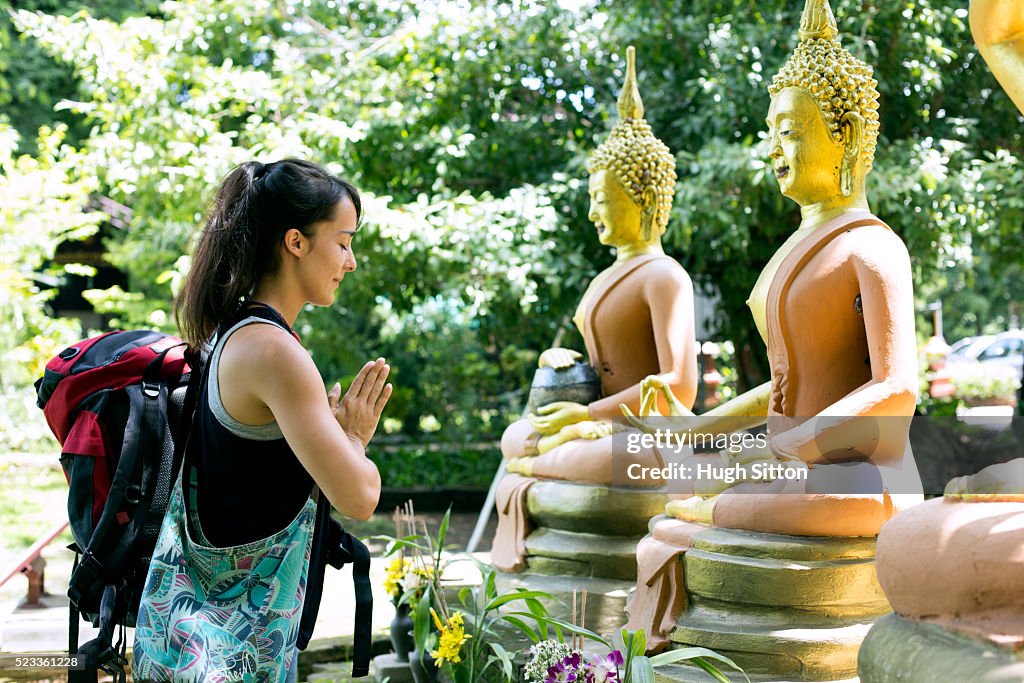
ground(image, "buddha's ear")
xmin=839 ymin=111 xmax=864 ymax=197
xmin=640 ymin=185 xmax=658 ymax=241
xmin=840 ymin=111 xmax=864 ymax=158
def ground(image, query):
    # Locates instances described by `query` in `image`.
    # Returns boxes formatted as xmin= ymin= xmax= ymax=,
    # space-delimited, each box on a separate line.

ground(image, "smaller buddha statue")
xmin=491 ymin=47 xmax=698 ymax=574
xmin=624 ymin=2 xmax=923 ymax=673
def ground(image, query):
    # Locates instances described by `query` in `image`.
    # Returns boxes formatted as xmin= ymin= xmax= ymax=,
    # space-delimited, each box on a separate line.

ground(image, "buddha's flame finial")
xmin=617 ymin=45 xmax=644 ymax=121
xmin=798 ymin=0 xmax=838 ymax=41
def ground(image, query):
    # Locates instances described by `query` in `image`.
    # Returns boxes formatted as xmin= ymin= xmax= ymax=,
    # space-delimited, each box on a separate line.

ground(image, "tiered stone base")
xmin=858 ymin=614 xmax=1024 ymax=682
xmin=656 ymin=523 xmax=889 ymax=682
xmin=497 ymin=479 xmax=666 ymax=634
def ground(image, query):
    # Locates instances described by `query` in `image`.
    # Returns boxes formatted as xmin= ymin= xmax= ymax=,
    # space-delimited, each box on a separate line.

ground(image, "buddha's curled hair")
xmin=586 ymin=46 xmax=677 ymax=237
xmin=769 ymin=0 xmax=881 ymax=171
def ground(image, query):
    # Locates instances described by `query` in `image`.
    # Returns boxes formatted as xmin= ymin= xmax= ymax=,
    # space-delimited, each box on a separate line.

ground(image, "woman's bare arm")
xmin=233 ymin=324 xmax=388 ymax=519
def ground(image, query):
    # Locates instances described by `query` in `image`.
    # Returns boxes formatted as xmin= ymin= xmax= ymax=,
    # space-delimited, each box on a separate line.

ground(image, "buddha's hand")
xmin=638 ymin=375 xmax=693 ymax=417
xmin=538 ymin=348 xmax=583 ymax=370
xmin=536 ymin=419 xmax=614 ymax=454
xmin=621 ymin=376 xmax=694 ymax=433
xmin=944 ymin=459 xmax=1024 ymax=502
xmin=529 ymin=401 xmax=589 ymax=435
xmin=768 ymin=429 xmax=801 ymax=462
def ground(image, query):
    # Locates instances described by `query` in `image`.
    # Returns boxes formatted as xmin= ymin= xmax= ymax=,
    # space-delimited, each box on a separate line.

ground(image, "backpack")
xmin=35 ymin=330 xmax=200 ymax=682
xmin=35 ymin=316 xmax=374 ymax=681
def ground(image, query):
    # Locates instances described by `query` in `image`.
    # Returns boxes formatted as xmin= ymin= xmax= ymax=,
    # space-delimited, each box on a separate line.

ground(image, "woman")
xmin=132 ymin=159 xmax=391 ymax=682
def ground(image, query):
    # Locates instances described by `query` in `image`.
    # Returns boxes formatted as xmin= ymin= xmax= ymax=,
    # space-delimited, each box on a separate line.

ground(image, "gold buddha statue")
xmin=635 ymin=0 xmax=920 ymax=534
xmin=491 ymin=47 xmax=698 ymax=574
xmin=624 ymin=2 xmax=923 ymax=673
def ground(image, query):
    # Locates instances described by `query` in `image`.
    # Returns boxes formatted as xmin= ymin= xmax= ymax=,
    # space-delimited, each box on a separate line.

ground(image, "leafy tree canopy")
xmin=5 ymin=0 xmax=1023 ymax=444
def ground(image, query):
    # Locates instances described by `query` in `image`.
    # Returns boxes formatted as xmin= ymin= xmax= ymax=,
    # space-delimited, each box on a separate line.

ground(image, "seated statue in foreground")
xmin=491 ymin=47 xmax=698 ymax=572
xmin=857 ymin=4 xmax=1024 ymax=679
xmin=625 ymin=0 xmax=923 ymax=663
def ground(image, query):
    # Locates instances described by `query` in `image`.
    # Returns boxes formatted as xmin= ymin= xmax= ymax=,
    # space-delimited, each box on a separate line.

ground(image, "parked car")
xmin=945 ymin=334 xmax=995 ymax=363
xmin=944 ymin=330 xmax=1023 ymax=383
xmin=974 ymin=330 xmax=1024 ymax=376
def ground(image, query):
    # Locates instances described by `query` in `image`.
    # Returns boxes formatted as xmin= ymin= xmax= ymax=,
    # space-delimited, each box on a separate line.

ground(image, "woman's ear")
xmin=282 ymin=228 xmax=307 ymax=259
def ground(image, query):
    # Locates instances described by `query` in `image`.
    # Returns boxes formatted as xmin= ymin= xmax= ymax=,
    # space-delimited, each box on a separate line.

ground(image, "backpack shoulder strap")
xmin=297 ymin=494 xmax=373 ymax=677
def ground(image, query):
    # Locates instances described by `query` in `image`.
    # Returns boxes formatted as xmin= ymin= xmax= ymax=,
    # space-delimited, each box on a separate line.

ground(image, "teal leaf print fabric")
xmin=133 ymin=467 xmax=315 ymax=683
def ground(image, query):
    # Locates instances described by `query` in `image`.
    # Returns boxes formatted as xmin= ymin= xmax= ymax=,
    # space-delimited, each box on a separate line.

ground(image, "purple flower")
xmin=590 ymin=650 xmax=623 ymax=682
xmin=544 ymin=652 xmax=594 ymax=683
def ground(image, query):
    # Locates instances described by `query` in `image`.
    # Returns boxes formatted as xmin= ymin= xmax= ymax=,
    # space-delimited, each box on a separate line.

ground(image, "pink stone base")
xmin=876 ymin=497 xmax=1024 ymax=646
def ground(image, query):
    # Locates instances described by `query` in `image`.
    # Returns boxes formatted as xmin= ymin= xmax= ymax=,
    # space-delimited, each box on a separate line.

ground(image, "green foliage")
xmin=5 ymin=0 xmax=1024 ymax=451
xmin=0 ymin=122 xmax=101 ymax=377
xmin=374 ymin=444 xmax=496 ymax=488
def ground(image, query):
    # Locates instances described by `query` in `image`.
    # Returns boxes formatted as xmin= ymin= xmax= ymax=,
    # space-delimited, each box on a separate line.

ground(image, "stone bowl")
xmin=525 ymin=360 xmax=601 ymax=415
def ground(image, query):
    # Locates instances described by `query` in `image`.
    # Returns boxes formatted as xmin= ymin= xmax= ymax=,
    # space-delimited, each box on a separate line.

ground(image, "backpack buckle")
xmin=68 ymin=551 xmax=106 ymax=606
xmin=124 ymin=484 xmax=142 ymax=505
xmin=142 ymin=381 xmax=160 ymax=399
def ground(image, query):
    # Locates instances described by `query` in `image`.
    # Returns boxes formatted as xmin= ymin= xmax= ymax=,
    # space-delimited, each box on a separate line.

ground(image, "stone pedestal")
xmin=496 ymin=479 xmax=666 ymax=635
xmin=858 ymin=614 xmax=1024 ymax=683
xmin=857 ymin=497 xmax=1024 ymax=682
xmin=655 ymin=522 xmax=889 ymax=682
xmin=373 ymin=653 xmax=415 ymax=683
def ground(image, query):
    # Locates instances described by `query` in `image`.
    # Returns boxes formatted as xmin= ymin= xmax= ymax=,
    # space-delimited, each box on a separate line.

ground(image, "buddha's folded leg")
xmin=501 ymin=417 xmax=539 ymax=461
xmin=491 ymin=473 xmax=536 ymax=572
xmin=711 ymin=479 xmax=894 ymax=537
xmin=526 ymin=431 xmax=666 ymax=486
xmin=875 ymin=497 xmax=1024 ymax=642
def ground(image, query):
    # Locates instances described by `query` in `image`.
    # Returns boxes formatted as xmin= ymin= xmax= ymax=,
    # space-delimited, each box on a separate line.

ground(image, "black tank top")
xmin=194 ymin=303 xmax=316 ymax=547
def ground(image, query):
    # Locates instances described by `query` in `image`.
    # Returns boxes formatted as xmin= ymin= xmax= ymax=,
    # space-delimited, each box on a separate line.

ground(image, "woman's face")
xmin=588 ymin=168 xmax=643 ymax=248
xmin=300 ymin=195 xmax=359 ymax=306
xmin=766 ymin=87 xmax=846 ymax=206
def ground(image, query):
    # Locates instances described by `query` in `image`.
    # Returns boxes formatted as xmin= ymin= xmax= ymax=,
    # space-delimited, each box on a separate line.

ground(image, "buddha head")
xmin=766 ymin=0 xmax=881 ymax=206
xmin=586 ymin=46 xmax=677 ymax=247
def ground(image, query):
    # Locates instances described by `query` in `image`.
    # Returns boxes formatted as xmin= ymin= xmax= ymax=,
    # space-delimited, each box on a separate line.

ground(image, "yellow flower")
xmin=384 ymin=557 xmax=411 ymax=599
xmin=430 ymin=609 xmax=471 ymax=666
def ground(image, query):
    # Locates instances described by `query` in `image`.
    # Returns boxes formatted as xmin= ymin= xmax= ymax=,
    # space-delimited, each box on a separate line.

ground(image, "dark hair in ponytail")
xmin=175 ymin=158 xmax=361 ymax=347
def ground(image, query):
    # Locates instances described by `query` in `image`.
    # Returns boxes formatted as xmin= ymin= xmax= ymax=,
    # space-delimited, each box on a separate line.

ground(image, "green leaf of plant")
xmin=649 ymin=648 xmax=748 ymax=682
xmin=629 ymin=628 xmax=647 ymax=658
xmin=501 ymin=615 xmax=540 ymax=643
xmin=484 ymin=590 xmax=554 ymax=611
xmin=630 ymin=655 xmax=656 ymax=683
xmin=437 ymin=506 xmax=451 ymax=549
xmin=693 ymin=657 xmax=734 ymax=683
xmin=524 ymin=596 xmax=551 ymax=640
xmin=485 ymin=565 xmax=497 ymax=601
xmin=413 ymin=594 xmax=432 ymax=653
xmin=489 ymin=642 xmax=514 ymax=681
xmin=505 ymin=612 xmax=611 ymax=649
